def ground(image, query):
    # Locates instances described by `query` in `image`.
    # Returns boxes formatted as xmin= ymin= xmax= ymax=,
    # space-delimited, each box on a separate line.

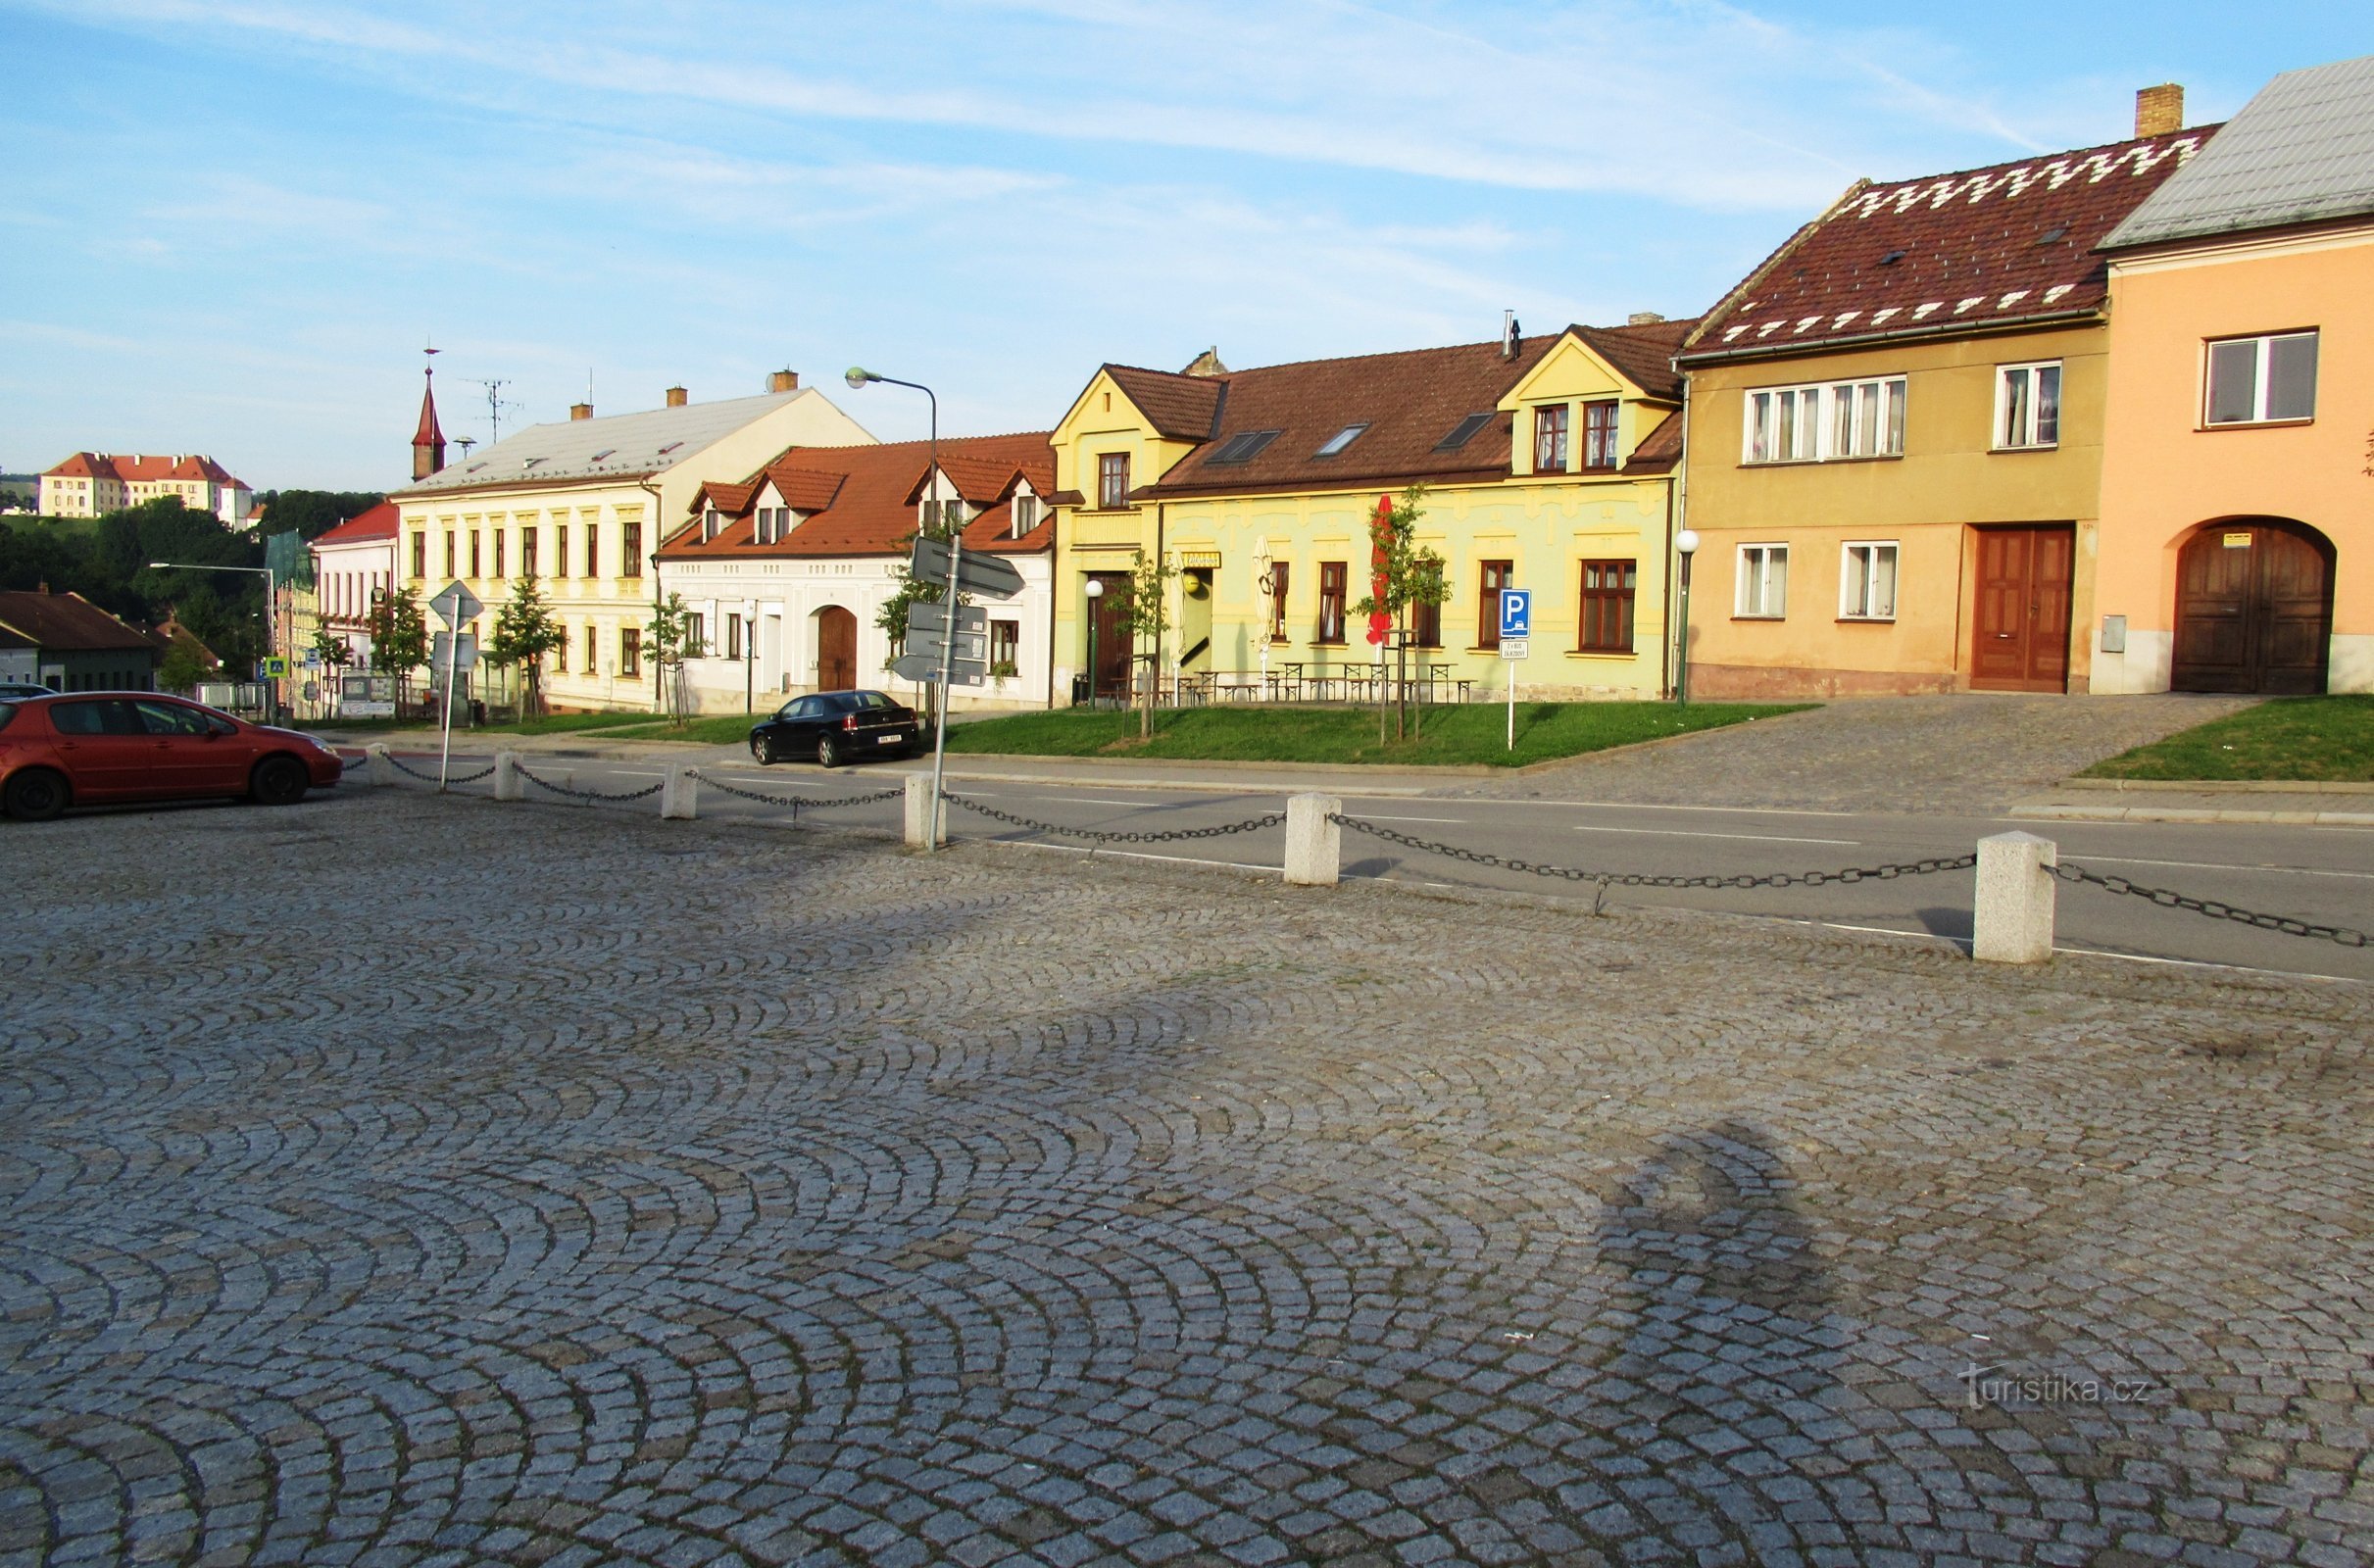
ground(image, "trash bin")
xmin=1070 ymin=673 xmax=1090 ymax=707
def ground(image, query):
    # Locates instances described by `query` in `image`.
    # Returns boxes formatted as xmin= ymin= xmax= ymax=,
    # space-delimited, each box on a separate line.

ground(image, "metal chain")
xmin=2053 ymin=862 xmax=2369 ymax=948
xmin=692 ymin=771 xmax=906 ymax=811
xmin=941 ymin=789 xmax=1286 ymax=845
xmin=384 ymin=754 xmax=495 ymax=785
xmin=514 ymin=760 xmax=667 ymax=804
xmin=1331 ymin=811 xmax=1977 ymax=889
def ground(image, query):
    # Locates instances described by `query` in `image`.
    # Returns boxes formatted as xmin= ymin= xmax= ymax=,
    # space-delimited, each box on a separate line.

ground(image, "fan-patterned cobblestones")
xmin=3 ymin=795 xmax=2370 ymax=1567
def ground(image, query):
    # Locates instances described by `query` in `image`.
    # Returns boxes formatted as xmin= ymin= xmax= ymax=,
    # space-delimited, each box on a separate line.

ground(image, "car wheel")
xmin=750 ymin=734 xmax=774 ymax=765
xmin=250 ymin=756 xmax=310 ymax=807
xmin=816 ymin=733 xmax=844 ymax=768
xmin=2 ymin=768 xmax=70 ymax=822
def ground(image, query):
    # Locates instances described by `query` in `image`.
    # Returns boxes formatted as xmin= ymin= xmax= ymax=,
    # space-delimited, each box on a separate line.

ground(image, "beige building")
xmin=40 ymin=452 xmax=255 ymax=525
xmin=386 ymin=373 xmax=874 ymax=711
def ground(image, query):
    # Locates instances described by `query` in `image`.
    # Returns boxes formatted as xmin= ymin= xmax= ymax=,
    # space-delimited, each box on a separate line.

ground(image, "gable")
xmin=1500 ymin=332 xmax=1634 ymax=411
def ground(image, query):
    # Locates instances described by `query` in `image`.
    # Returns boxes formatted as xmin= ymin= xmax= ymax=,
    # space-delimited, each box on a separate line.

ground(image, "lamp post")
xmin=846 ymin=367 xmax=952 ymax=848
xmin=1083 ymin=577 xmax=1104 ymax=708
xmin=1673 ymin=528 xmax=1700 ymax=707
xmin=1252 ymin=537 xmax=1272 ymax=699
xmin=150 ymin=560 xmax=275 ymax=720
xmin=741 ymin=597 xmax=757 ymax=717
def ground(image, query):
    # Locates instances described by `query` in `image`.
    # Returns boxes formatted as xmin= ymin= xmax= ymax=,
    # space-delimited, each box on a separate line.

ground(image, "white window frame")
xmin=1735 ymin=543 xmax=1789 ymax=618
xmin=1994 ymin=362 xmax=2062 ymax=450
xmin=1838 ymin=541 xmax=1899 ymax=621
xmin=2203 ymin=330 xmax=2318 ymax=425
xmin=1012 ymin=493 xmax=1039 ymax=539
xmin=1743 ymin=376 xmax=1906 ymax=465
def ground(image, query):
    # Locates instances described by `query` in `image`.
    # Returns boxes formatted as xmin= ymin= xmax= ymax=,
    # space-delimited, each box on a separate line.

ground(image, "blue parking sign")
xmin=1499 ymin=589 xmax=1530 ymax=639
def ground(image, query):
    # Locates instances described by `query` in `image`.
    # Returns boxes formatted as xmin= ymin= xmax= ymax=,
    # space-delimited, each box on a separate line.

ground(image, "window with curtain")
xmin=1582 ymin=402 xmax=1619 ymax=470
xmin=1577 ymin=560 xmax=1637 ymax=651
xmin=1533 ymin=406 xmax=1569 ymax=473
xmin=1477 ymin=560 xmax=1513 ymax=647
xmin=1315 ymin=562 xmax=1346 ymax=643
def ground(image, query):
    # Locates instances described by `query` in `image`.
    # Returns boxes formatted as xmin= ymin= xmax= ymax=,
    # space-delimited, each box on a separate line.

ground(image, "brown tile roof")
xmin=1139 ymin=321 xmax=1693 ymax=499
xmin=1104 ymin=366 xmax=1225 ymax=440
xmin=1623 ymin=408 xmax=1685 ymax=474
xmin=0 ymin=589 xmax=159 ymax=653
xmin=658 ymin=432 xmax=1057 ymax=563
xmin=1682 ymin=126 xmax=2218 ymax=364
xmin=310 ymin=500 xmax=399 ymax=546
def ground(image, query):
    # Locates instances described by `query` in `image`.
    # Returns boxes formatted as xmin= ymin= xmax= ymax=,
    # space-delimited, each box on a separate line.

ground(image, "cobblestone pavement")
xmin=1454 ymin=695 xmax=2259 ymax=813
xmin=5 ymin=795 xmax=2370 ymax=1568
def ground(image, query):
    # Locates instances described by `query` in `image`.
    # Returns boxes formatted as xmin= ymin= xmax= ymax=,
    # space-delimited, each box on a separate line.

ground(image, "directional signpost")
xmin=903 ymin=537 xmax=1023 ymax=849
xmin=428 ymin=580 xmax=484 ymax=791
xmin=1500 ymin=588 xmax=1530 ymax=751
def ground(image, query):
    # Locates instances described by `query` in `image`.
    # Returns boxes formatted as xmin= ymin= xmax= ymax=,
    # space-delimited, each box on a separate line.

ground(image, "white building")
xmin=656 ymin=432 xmax=1058 ymax=714
xmin=40 ymin=452 xmax=255 ymax=524
xmin=309 ymin=501 xmax=400 ymax=663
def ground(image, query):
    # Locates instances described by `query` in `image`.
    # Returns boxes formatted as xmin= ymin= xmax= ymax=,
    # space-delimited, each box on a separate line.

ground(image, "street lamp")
xmin=845 ymin=367 xmax=953 ymax=849
xmin=1673 ymin=528 xmax=1700 ymax=707
xmin=150 ymin=560 xmax=276 ymax=719
xmin=1083 ymin=577 xmax=1105 ymax=708
xmin=741 ymin=597 xmax=757 ymax=717
xmin=1252 ymin=537 xmax=1273 ymax=698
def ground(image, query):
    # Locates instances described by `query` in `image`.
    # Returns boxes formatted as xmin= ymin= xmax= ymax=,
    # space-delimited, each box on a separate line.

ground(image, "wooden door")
xmin=2172 ymin=521 xmax=2333 ymax=694
xmin=1089 ymin=573 xmax=1133 ymax=699
xmin=816 ymin=606 xmax=857 ymax=691
xmin=1969 ymin=525 xmax=2074 ymax=692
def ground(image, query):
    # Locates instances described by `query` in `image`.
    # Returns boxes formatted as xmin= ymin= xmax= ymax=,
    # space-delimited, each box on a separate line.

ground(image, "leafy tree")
xmin=875 ymin=492 xmax=969 ymax=723
xmin=1353 ymin=485 xmax=1447 ymax=741
xmin=254 ymin=489 xmax=385 ymax=542
xmin=643 ymin=591 xmax=699 ymax=725
xmin=1123 ymin=548 xmax=1180 ymax=740
xmin=158 ymin=636 xmax=212 ymax=693
xmin=308 ymin=628 xmax=353 ymax=669
xmin=365 ymin=587 xmax=428 ymax=704
xmin=487 ymin=573 xmax=568 ymax=715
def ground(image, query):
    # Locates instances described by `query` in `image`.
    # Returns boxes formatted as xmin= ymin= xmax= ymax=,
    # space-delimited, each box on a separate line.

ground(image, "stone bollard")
xmin=661 ymin=764 xmax=699 ymax=820
xmin=494 ymin=751 xmax=524 ymax=803
xmin=903 ymin=772 xmax=939 ymax=850
xmin=1283 ymin=792 xmax=1342 ymax=887
xmin=1974 ymin=830 xmax=2057 ymax=964
xmin=364 ymin=743 xmax=392 ymax=786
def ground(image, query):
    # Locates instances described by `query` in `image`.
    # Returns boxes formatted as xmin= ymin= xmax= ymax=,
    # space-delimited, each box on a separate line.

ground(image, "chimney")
xmin=1627 ymin=311 xmax=1667 ymax=326
xmin=569 ymin=402 xmax=593 ymax=420
xmin=1501 ymin=309 xmax=1520 ymax=361
xmin=2135 ymin=83 xmax=2184 ymax=138
xmin=666 ymin=385 xmax=688 ymax=408
xmin=767 ymin=368 xmax=799 ymax=393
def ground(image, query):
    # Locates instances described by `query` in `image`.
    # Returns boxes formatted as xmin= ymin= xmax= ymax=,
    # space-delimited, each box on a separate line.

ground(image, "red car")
xmin=0 ymin=692 xmax=344 ymax=820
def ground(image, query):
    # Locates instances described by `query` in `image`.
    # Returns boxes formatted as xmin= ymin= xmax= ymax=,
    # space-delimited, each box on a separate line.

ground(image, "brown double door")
xmin=816 ymin=606 xmax=857 ymax=691
xmin=1088 ymin=573 xmax=1133 ymax=699
xmin=2172 ymin=520 xmax=2333 ymax=695
xmin=1969 ymin=524 xmax=2074 ymax=692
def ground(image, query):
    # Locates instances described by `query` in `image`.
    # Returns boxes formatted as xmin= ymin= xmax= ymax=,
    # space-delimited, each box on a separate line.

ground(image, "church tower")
xmin=413 ymin=354 xmax=447 ymax=480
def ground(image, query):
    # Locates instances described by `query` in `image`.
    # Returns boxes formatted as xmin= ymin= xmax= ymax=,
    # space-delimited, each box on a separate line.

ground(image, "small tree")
xmin=364 ymin=587 xmax=428 ymax=707
xmin=1353 ymin=485 xmax=1447 ymax=740
xmin=1123 ymin=548 xmax=1180 ymax=739
xmin=309 ymin=628 xmax=353 ymax=670
xmin=158 ymin=638 xmax=210 ymax=694
xmin=643 ymin=591 xmax=699 ymax=725
xmin=488 ymin=573 xmax=568 ymax=716
xmin=876 ymin=492 xmax=968 ymax=724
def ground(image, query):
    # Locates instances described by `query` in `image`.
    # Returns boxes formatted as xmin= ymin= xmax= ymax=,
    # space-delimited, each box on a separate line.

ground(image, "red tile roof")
xmin=40 ymin=451 xmax=246 ymax=487
xmin=1682 ymin=126 xmax=2217 ymax=364
xmin=0 ymin=589 xmax=159 ymax=653
xmin=1104 ymin=365 xmax=1226 ymax=440
xmin=1139 ymin=320 xmax=1693 ymax=499
xmin=659 ymin=432 xmax=1057 ymax=563
xmin=310 ymin=500 xmax=399 ymax=546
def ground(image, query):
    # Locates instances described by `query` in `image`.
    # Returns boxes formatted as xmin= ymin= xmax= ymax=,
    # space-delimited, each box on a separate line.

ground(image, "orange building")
xmin=2091 ymin=56 xmax=2373 ymax=696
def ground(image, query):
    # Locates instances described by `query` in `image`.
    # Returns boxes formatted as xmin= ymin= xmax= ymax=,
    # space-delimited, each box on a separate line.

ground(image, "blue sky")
xmin=1 ymin=1 xmax=2363 ymax=490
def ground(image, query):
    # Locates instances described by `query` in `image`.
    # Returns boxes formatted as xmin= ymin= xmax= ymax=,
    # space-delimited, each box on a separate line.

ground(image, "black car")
xmin=749 ymin=689 xmax=922 ymax=767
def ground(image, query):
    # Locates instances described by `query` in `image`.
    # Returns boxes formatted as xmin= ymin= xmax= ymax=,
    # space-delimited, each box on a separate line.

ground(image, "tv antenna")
xmin=470 ymin=377 xmax=524 ymax=446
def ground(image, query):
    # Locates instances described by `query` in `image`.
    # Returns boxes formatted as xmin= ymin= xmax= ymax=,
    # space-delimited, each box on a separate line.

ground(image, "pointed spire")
xmin=413 ymin=357 xmax=447 ymax=480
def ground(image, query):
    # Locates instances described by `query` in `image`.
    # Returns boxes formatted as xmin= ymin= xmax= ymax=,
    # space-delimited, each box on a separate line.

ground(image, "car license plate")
xmin=876 ymin=734 xmax=899 ymax=744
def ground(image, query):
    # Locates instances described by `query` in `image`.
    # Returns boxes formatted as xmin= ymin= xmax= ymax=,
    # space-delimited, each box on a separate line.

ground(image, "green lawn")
xmin=938 ymin=701 xmax=1810 ymax=768
xmin=2081 ymin=695 xmax=2374 ymax=782
xmin=600 ymin=714 xmax=769 ymax=747
xmin=317 ymin=710 xmax=662 ymax=737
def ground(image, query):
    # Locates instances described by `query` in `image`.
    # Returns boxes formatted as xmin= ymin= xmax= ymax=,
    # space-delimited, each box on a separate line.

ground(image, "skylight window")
xmin=656 ymin=441 xmax=683 ymax=457
xmin=1208 ymin=429 xmax=1282 ymax=466
xmin=590 ymin=448 xmax=616 ymax=462
xmin=1434 ymin=413 xmax=1494 ymax=451
xmin=1314 ymin=423 xmax=1369 ymax=458
xmin=521 ymin=456 xmax=547 ymax=468
xmin=1877 ymin=249 xmax=1907 ymax=267
xmin=2035 ymin=225 xmax=2068 ymax=245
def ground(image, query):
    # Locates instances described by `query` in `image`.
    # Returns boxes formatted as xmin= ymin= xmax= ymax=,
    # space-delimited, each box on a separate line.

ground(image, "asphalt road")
xmin=393 ymin=749 xmax=2374 ymax=984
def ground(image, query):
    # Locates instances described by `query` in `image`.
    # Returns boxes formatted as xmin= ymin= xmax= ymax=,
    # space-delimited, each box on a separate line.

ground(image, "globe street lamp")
xmin=1083 ymin=577 xmax=1104 ymax=708
xmin=1673 ymin=528 xmax=1701 ymax=707
xmin=150 ymin=560 xmax=275 ymax=719
xmin=741 ymin=597 xmax=758 ymax=716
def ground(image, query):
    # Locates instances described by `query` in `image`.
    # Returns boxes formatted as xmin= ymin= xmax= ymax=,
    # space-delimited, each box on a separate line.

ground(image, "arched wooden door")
xmin=816 ymin=606 xmax=858 ymax=691
xmin=2172 ymin=520 xmax=2334 ymax=694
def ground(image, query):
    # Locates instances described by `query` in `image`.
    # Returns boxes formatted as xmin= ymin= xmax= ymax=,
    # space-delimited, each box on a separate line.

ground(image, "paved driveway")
xmin=4 ymin=796 xmax=2368 ymax=1567
xmin=1460 ymin=694 xmax=2257 ymax=813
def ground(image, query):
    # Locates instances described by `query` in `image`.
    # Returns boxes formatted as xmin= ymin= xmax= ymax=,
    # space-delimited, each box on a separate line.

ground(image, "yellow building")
xmin=387 ymin=373 xmax=872 ymax=711
xmin=1049 ymin=319 xmax=1693 ymax=705
xmin=1675 ymin=100 xmax=2211 ymax=696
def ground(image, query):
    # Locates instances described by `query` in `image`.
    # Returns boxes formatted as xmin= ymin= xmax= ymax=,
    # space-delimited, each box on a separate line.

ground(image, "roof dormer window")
xmin=1012 ymin=493 xmax=1040 ymax=538
xmin=702 ymin=507 xmax=723 ymax=542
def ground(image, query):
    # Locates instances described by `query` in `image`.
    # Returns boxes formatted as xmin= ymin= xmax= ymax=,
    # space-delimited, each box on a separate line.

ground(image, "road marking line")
xmin=1355 ymin=813 xmax=1466 ymax=824
xmin=1068 ymin=797 xmax=1162 ymax=807
xmin=1569 ymin=825 xmax=1861 ymax=846
xmin=2070 ymin=854 xmax=2374 ymax=881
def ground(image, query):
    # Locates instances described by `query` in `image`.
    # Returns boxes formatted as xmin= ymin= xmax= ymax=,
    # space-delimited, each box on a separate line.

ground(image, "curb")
xmin=2012 ymin=805 xmax=2374 ymax=827
xmin=2061 ymin=777 xmax=2374 ymax=795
